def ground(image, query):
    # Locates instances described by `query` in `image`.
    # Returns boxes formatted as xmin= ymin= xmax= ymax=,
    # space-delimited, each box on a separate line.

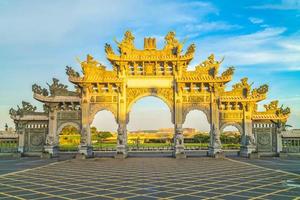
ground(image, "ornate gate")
xmin=10 ymin=31 xmax=290 ymax=158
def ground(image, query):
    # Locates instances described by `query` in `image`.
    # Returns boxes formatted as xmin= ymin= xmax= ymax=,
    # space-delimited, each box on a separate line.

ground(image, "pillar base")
xmin=115 ymin=145 xmax=127 ymax=159
xmin=43 ymin=145 xmax=59 ymax=158
xmin=173 ymin=144 xmax=186 ymax=158
xmin=207 ymin=146 xmax=223 ymax=158
xmin=41 ymin=152 xmax=52 ymax=159
xmin=279 ymin=152 xmax=288 ymax=158
xmin=13 ymin=152 xmax=22 ymax=158
xmin=114 ymin=152 xmax=128 ymax=159
xmin=78 ymin=145 xmax=94 ymax=158
xmin=239 ymin=145 xmax=256 ymax=158
xmin=174 ymin=152 xmax=186 ymax=159
xmin=18 ymin=146 xmax=24 ymax=154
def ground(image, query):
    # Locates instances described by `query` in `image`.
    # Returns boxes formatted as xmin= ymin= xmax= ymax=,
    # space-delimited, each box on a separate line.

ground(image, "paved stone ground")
xmin=234 ymin=157 xmax=300 ymax=175
xmin=0 ymin=157 xmax=55 ymax=175
xmin=0 ymin=157 xmax=300 ymax=200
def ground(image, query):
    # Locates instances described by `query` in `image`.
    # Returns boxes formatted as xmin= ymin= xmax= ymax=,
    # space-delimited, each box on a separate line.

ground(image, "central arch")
xmin=127 ymin=93 xmax=174 ymax=123
xmin=127 ymin=96 xmax=174 ymax=151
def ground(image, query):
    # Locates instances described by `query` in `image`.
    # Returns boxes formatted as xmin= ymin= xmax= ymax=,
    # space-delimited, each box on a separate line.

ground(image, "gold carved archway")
xmin=64 ymin=31 xmax=290 ymax=158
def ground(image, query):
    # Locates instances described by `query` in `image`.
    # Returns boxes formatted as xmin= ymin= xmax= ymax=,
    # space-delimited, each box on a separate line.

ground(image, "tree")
xmin=193 ymin=134 xmax=209 ymax=143
xmin=94 ymin=131 xmax=113 ymax=144
xmin=90 ymin=127 xmax=97 ymax=135
xmin=60 ymin=125 xmax=80 ymax=135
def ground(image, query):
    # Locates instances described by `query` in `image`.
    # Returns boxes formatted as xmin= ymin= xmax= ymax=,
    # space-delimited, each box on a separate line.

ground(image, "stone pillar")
xmin=17 ymin=122 xmax=26 ymax=153
xmin=78 ymin=99 xmax=93 ymax=158
xmin=44 ymin=104 xmax=59 ymax=157
xmin=275 ymin=124 xmax=283 ymax=154
xmin=173 ymin=83 xmax=186 ymax=158
xmin=276 ymin=132 xmax=283 ymax=154
xmin=239 ymin=103 xmax=256 ymax=157
xmin=115 ymin=122 xmax=128 ymax=158
xmin=174 ymin=123 xmax=186 ymax=158
xmin=78 ymin=125 xmax=93 ymax=158
xmin=115 ymin=81 xmax=128 ymax=159
xmin=208 ymin=84 xmax=223 ymax=157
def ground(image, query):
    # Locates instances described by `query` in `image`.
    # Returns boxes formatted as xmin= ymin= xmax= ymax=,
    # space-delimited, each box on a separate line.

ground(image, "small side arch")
xmin=89 ymin=104 xmax=118 ymax=124
xmin=220 ymin=122 xmax=243 ymax=134
xmin=57 ymin=122 xmax=81 ymax=136
xmin=182 ymin=105 xmax=210 ymax=124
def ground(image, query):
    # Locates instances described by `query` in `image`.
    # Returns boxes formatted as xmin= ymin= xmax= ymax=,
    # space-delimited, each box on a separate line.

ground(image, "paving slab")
xmin=0 ymin=157 xmax=299 ymax=199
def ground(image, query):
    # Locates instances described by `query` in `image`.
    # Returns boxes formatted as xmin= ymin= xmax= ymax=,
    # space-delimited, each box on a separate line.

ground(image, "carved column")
xmin=79 ymin=87 xmax=93 ymax=157
xmin=240 ymin=103 xmax=256 ymax=157
xmin=208 ymin=84 xmax=223 ymax=157
xmin=173 ymin=83 xmax=186 ymax=158
xmin=174 ymin=123 xmax=186 ymax=158
xmin=134 ymin=62 xmax=138 ymax=75
xmin=115 ymin=82 xmax=128 ymax=158
xmin=116 ymin=122 xmax=127 ymax=158
xmin=275 ymin=122 xmax=283 ymax=154
xmin=44 ymin=104 xmax=59 ymax=157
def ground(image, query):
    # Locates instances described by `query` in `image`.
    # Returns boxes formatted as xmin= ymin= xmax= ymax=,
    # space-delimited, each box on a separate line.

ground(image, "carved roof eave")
xmin=33 ymin=93 xmax=80 ymax=103
xmin=219 ymin=93 xmax=266 ymax=102
xmin=11 ymin=114 xmax=49 ymax=121
xmin=195 ymin=64 xmax=220 ymax=72
xmin=69 ymin=76 xmax=121 ymax=84
xmin=69 ymin=76 xmax=84 ymax=84
xmin=178 ymin=75 xmax=232 ymax=83
xmin=252 ymin=113 xmax=289 ymax=121
xmin=106 ymin=53 xmax=194 ymax=63
xmin=281 ymin=130 xmax=300 ymax=138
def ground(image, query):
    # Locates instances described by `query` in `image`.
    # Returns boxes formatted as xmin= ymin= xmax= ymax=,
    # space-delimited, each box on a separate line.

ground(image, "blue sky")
xmin=0 ymin=0 xmax=300 ymax=131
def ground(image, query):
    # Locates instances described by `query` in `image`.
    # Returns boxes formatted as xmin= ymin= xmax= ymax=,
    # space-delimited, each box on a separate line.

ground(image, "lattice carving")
xmin=126 ymin=88 xmax=173 ymax=111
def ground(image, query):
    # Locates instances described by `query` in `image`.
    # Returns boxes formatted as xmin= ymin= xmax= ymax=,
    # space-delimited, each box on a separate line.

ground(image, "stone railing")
xmin=0 ymin=138 xmax=18 ymax=153
xmin=282 ymin=138 xmax=300 ymax=153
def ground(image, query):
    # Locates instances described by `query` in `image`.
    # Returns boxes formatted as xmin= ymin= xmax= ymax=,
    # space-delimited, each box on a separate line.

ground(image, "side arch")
xmin=220 ymin=122 xmax=243 ymax=134
xmin=89 ymin=104 xmax=118 ymax=124
xmin=56 ymin=122 xmax=81 ymax=136
xmin=182 ymin=104 xmax=210 ymax=124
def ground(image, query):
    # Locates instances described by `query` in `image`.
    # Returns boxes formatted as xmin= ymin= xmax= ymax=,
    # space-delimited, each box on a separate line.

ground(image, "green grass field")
xmin=58 ymin=142 xmax=240 ymax=151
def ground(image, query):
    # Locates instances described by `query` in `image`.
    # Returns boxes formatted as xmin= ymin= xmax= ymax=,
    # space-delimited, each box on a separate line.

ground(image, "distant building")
xmin=281 ymin=129 xmax=300 ymax=153
xmin=158 ymin=128 xmax=174 ymax=133
xmin=0 ymin=128 xmax=17 ymax=139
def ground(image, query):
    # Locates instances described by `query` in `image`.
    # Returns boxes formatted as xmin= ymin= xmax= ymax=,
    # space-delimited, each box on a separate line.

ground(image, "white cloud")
xmin=249 ymin=17 xmax=264 ymax=24
xmin=260 ymin=24 xmax=270 ymax=28
xmin=284 ymin=66 xmax=300 ymax=71
xmin=189 ymin=27 xmax=300 ymax=69
xmin=278 ymin=41 xmax=300 ymax=51
xmin=278 ymin=95 xmax=300 ymax=102
xmin=184 ymin=21 xmax=241 ymax=34
xmin=250 ymin=0 xmax=300 ymax=10
xmin=0 ymin=0 xmax=218 ymax=46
